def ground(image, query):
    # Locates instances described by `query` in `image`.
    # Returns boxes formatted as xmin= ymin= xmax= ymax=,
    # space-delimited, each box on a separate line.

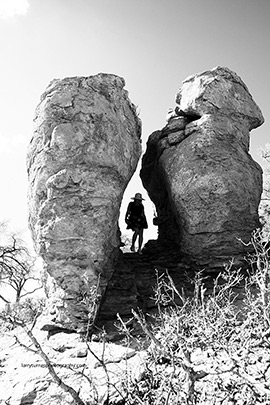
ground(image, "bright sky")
xmin=0 ymin=0 xmax=269 ymax=246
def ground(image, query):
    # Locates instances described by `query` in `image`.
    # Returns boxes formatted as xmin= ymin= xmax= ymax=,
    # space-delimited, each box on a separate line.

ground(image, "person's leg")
xmin=138 ymin=228 xmax=144 ymax=254
xmin=131 ymin=228 xmax=139 ymax=251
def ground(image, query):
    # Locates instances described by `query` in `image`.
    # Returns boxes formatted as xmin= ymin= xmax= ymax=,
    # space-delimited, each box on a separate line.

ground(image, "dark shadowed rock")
xmin=141 ymin=66 xmax=264 ymax=268
xmin=27 ymin=73 xmax=141 ymax=330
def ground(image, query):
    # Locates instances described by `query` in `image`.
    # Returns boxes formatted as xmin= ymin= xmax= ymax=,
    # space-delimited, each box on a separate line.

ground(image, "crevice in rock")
xmin=99 ymin=66 xmax=264 ymax=329
xmin=28 ymin=67 xmax=264 ymax=335
xmin=176 ymin=109 xmax=201 ymax=122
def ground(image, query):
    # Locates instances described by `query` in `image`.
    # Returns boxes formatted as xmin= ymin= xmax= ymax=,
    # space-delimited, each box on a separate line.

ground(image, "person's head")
xmin=132 ymin=193 xmax=144 ymax=205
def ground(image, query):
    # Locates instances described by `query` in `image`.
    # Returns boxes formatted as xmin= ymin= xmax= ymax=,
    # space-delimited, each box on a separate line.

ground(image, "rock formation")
xmin=141 ymin=66 xmax=264 ymax=268
xmin=27 ymin=73 xmax=141 ymax=330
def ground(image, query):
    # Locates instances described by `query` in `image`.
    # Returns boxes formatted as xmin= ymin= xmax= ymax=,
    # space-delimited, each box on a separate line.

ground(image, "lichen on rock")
xmin=141 ymin=66 xmax=264 ymax=268
xmin=27 ymin=73 xmax=141 ymax=330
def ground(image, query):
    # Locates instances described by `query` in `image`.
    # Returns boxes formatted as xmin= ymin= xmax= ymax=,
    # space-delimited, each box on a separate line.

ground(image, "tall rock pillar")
xmin=27 ymin=74 xmax=141 ymax=330
xmin=141 ymin=67 xmax=264 ymax=268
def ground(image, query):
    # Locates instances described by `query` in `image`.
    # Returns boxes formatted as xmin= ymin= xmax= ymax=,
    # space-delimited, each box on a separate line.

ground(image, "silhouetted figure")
xmin=125 ymin=193 xmax=148 ymax=254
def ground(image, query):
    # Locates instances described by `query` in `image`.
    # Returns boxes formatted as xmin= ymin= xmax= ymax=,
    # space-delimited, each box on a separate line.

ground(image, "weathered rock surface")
xmin=27 ymin=73 xmax=141 ymax=330
xmin=99 ymin=245 xmax=194 ymax=321
xmin=141 ymin=66 xmax=264 ymax=267
xmin=0 ymin=327 xmax=145 ymax=405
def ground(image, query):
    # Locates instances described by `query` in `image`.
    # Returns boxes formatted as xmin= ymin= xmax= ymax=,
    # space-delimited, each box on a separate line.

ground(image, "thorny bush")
xmin=120 ymin=230 xmax=270 ymax=405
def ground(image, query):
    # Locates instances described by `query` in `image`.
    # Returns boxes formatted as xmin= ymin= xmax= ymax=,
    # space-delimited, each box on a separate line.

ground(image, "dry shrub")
xmin=119 ymin=230 xmax=270 ymax=405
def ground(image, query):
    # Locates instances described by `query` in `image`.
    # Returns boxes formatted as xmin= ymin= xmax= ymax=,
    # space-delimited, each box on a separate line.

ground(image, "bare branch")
xmin=0 ymin=233 xmax=39 ymax=304
xmin=0 ymin=293 xmax=10 ymax=304
xmin=0 ymin=311 xmax=86 ymax=405
xmin=20 ymin=286 xmax=43 ymax=299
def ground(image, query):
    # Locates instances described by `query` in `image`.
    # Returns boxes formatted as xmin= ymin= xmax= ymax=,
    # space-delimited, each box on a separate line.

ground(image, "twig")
xmin=131 ymin=309 xmax=162 ymax=349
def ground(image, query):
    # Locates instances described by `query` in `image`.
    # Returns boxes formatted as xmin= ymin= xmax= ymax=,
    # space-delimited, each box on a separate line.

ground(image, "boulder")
xmin=141 ymin=66 xmax=264 ymax=268
xmin=27 ymin=73 xmax=141 ymax=330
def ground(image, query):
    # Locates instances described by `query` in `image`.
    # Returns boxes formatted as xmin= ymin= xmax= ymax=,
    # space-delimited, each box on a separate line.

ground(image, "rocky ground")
xmin=0 ymin=243 xmax=253 ymax=405
xmin=0 ymin=243 xmax=184 ymax=405
xmin=0 ymin=322 xmax=148 ymax=404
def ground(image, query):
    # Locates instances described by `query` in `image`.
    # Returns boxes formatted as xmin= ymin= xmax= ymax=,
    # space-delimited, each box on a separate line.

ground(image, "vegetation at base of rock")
xmin=118 ymin=230 xmax=270 ymax=404
xmin=1 ymin=230 xmax=270 ymax=404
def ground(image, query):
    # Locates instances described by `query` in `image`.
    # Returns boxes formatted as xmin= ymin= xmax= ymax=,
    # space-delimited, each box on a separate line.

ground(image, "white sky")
xmin=0 ymin=0 xmax=269 ymax=247
xmin=0 ymin=0 xmax=29 ymax=19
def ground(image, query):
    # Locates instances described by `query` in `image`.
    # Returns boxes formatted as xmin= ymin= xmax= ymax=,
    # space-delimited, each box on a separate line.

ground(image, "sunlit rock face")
xmin=27 ymin=74 xmax=141 ymax=330
xmin=141 ymin=66 xmax=264 ymax=268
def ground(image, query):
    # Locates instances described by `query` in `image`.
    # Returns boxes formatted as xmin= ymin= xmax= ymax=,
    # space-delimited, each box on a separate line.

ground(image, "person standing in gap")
xmin=125 ymin=193 xmax=148 ymax=255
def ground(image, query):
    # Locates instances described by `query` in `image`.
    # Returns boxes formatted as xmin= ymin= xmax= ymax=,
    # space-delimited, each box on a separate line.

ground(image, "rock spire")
xmin=27 ymin=73 xmax=141 ymax=330
xmin=141 ymin=66 xmax=264 ymax=268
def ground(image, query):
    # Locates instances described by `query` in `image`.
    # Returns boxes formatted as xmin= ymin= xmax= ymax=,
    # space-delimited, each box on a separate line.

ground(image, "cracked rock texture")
xmin=27 ymin=73 xmax=141 ymax=330
xmin=0 ymin=327 xmax=144 ymax=405
xmin=141 ymin=66 xmax=264 ymax=268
